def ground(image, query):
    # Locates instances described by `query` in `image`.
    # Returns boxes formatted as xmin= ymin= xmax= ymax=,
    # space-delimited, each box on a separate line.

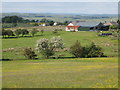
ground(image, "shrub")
xmin=23 ymin=47 xmax=37 ymax=59
xmin=82 ymin=42 xmax=105 ymax=58
xmin=40 ymin=30 xmax=44 ymax=35
xmin=86 ymin=42 xmax=104 ymax=57
xmin=52 ymin=29 xmax=59 ymax=35
xmin=70 ymin=40 xmax=83 ymax=58
xmin=70 ymin=41 xmax=105 ymax=58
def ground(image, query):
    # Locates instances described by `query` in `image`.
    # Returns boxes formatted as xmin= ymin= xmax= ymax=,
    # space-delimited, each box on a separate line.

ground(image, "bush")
xmin=70 ymin=41 xmax=105 ymax=58
xmin=23 ymin=47 xmax=37 ymax=59
xmin=52 ymin=29 xmax=59 ymax=35
xmin=84 ymin=42 xmax=104 ymax=58
xmin=70 ymin=40 xmax=83 ymax=58
xmin=40 ymin=30 xmax=44 ymax=35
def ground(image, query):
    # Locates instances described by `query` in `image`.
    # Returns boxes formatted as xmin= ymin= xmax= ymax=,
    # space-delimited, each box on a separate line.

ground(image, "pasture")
xmin=2 ymin=26 xmax=118 ymax=88
xmin=2 ymin=29 xmax=118 ymax=60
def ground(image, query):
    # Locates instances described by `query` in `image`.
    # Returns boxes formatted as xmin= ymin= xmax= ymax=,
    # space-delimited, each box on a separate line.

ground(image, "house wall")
xmin=66 ymin=27 xmax=78 ymax=31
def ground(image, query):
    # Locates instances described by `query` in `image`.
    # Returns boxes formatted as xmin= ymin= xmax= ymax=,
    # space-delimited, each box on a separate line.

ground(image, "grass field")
xmin=2 ymin=26 xmax=118 ymax=88
xmin=2 ymin=58 xmax=118 ymax=88
xmin=2 ymin=30 xmax=118 ymax=60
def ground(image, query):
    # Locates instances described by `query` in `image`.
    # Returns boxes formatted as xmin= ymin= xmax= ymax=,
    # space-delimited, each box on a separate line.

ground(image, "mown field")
xmin=2 ymin=26 xmax=118 ymax=88
xmin=2 ymin=58 xmax=118 ymax=88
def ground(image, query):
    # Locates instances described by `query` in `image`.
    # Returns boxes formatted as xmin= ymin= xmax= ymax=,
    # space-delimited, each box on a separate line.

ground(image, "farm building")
xmin=90 ymin=22 xmax=109 ymax=31
xmin=104 ymin=22 xmax=118 ymax=26
xmin=66 ymin=21 xmax=99 ymax=31
xmin=91 ymin=21 xmax=118 ymax=31
xmin=66 ymin=23 xmax=80 ymax=31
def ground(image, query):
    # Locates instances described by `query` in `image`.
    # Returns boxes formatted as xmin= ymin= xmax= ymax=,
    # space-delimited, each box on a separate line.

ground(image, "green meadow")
xmin=2 ymin=58 xmax=118 ymax=88
xmin=2 ymin=28 xmax=118 ymax=88
xmin=2 ymin=30 xmax=118 ymax=59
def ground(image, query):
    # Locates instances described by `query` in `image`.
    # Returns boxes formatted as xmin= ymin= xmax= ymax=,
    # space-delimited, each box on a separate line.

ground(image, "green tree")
xmin=15 ymin=29 xmax=21 ymax=37
xmin=31 ymin=28 xmax=38 ymax=37
xmin=2 ymin=28 xmax=7 ymax=38
xmin=2 ymin=16 xmax=23 ymax=23
xmin=117 ymin=20 xmax=120 ymax=29
xmin=6 ymin=30 xmax=15 ymax=37
xmin=70 ymin=40 xmax=83 ymax=58
xmin=20 ymin=29 xmax=29 ymax=37
xmin=49 ymin=20 xmax=54 ymax=26
xmin=85 ymin=42 xmax=104 ymax=58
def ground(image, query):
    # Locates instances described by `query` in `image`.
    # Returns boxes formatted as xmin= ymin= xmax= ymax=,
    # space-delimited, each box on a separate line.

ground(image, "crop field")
xmin=2 ymin=26 xmax=118 ymax=88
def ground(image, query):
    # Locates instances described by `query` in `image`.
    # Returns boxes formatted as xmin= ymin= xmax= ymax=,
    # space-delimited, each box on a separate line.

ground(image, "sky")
xmin=2 ymin=2 xmax=118 ymax=14
xmin=2 ymin=0 xmax=120 ymax=2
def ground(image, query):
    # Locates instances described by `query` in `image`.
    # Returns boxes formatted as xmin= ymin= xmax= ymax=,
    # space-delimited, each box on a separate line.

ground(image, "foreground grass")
xmin=2 ymin=57 xmax=118 ymax=88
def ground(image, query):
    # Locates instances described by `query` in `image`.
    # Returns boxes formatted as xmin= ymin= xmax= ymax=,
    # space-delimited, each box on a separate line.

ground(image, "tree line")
xmin=2 ymin=28 xmax=63 ymax=38
xmin=2 ymin=16 xmax=38 ymax=23
xmin=2 ymin=28 xmax=43 ymax=38
xmin=2 ymin=16 xmax=69 ymax=28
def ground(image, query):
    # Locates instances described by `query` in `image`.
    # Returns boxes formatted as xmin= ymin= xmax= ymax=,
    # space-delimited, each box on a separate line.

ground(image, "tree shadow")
xmin=35 ymin=35 xmax=44 ymax=37
xmin=51 ymin=56 xmax=76 ymax=59
xmin=0 ymin=59 xmax=13 ymax=61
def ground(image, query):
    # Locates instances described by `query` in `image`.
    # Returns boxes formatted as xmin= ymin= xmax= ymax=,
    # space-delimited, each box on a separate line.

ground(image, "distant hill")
xmin=1 ymin=13 xmax=118 ymax=22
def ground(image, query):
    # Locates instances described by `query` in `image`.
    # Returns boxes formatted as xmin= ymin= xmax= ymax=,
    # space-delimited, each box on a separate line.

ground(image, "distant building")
xmin=66 ymin=23 xmax=80 ymax=31
xmin=53 ymin=22 xmax=57 ymax=26
xmin=103 ymin=22 xmax=118 ymax=26
xmin=41 ymin=23 xmax=46 ymax=26
xmin=92 ymin=22 xmax=110 ymax=31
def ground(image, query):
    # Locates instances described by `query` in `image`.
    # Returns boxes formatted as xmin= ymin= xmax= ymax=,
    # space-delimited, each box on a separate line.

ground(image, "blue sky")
xmin=2 ymin=0 xmax=120 ymax=2
xmin=2 ymin=2 xmax=118 ymax=14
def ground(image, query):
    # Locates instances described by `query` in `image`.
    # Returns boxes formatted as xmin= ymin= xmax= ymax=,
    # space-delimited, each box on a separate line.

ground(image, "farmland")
xmin=2 ymin=30 xmax=118 ymax=60
xmin=2 ymin=27 xmax=119 ymax=88
xmin=1 ymin=2 xmax=119 ymax=88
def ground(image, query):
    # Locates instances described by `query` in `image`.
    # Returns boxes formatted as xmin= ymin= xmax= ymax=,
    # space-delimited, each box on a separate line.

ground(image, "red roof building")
xmin=66 ymin=23 xmax=80 ymax=31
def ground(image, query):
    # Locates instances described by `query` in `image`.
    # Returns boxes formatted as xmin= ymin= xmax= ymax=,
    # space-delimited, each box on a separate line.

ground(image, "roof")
xmin=68 ymin=23 xmax=74 ymax=26
xmin=67 ymin=26 xmax=80 ymax=27
xmin=71 ymin=21 xmax=99 ymax=27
